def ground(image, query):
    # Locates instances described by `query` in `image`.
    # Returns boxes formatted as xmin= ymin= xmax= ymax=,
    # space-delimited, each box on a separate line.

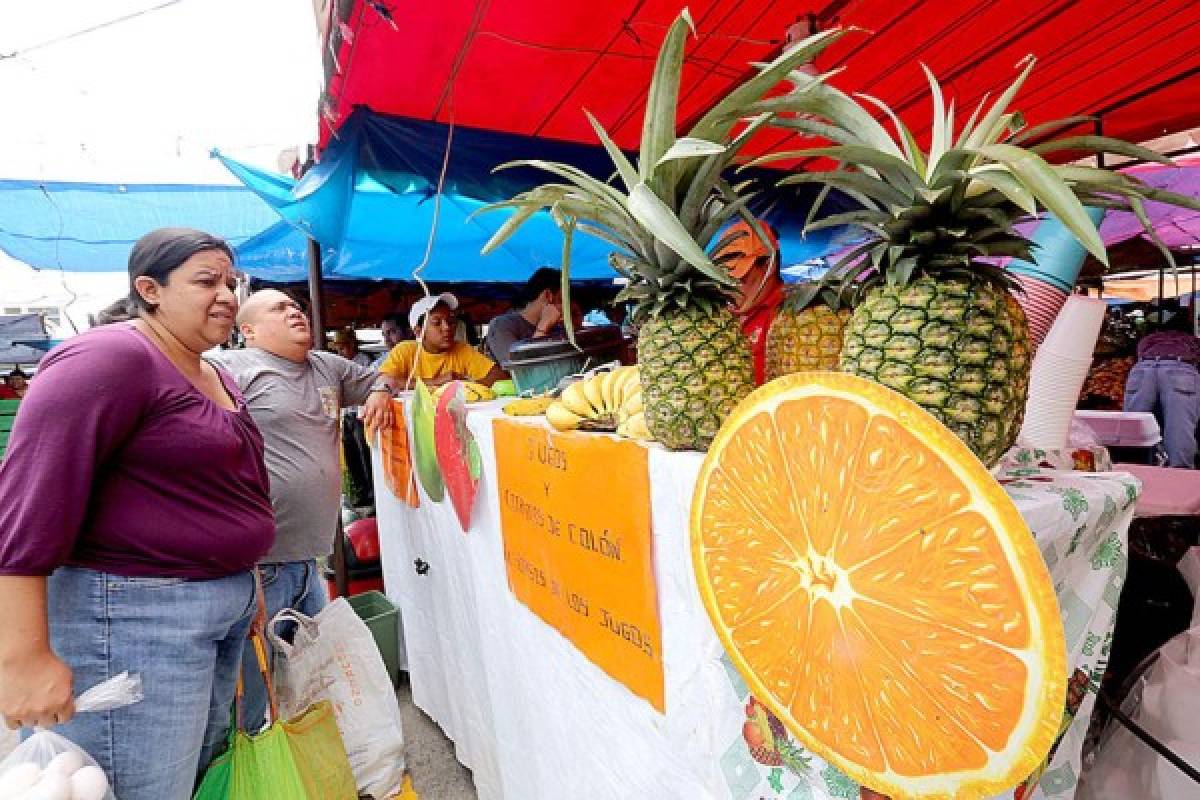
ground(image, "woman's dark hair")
xmin=94 ymin=296 xmax=137 ymax=325
xmin=126 ymin=227 xmax=235 ymax=313
xmin=516 ymin=267 xmax=563 ymax=307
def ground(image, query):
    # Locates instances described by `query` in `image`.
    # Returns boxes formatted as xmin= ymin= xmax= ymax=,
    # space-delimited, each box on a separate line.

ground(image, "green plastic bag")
xmin=194 ymin=700 xmax=356 ymax=799
xmin=194 ymin=571 xmax=358 ymax=800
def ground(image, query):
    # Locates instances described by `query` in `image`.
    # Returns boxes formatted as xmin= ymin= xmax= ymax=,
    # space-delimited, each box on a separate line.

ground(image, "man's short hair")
xmin=517 ymin=267 xmax=563 ymax=307
xmin=381 ymin=312 xmax=412 ymax=339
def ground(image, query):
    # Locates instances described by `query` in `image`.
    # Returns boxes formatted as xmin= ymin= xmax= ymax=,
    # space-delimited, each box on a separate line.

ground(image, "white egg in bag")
xmin=0 ymin=673 xmax=141 ymax=800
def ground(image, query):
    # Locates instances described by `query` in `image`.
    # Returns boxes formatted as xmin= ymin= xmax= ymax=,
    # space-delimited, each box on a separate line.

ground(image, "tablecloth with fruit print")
xmin=373 ymin=408 xmax=1141 ymax=800
xmin=716 ymin=464 xmax=1140 ymax=800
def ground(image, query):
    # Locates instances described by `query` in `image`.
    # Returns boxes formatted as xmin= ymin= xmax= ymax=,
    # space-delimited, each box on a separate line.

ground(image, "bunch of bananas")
xmin=432 ymin=381 xmax=496 ymax=403
xmin=545 ymin=367 xmax=650 ymax=441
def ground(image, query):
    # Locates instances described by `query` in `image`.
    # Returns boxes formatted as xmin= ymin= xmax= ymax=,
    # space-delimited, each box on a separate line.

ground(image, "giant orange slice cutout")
xmin=691 ymin=372 xmax=1066 ymax=799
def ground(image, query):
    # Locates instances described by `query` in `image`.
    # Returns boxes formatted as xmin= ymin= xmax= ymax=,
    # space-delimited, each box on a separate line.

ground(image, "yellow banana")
xmin=607 ymin=368 xmax=633 ymax=407
xmin=598 ymin=370 xmax=618 ymax=411
xmin=545 ymin=401 xmax=584 ymax=431
xmin=581 ymin=373 xmax=606 ymax=413
xmin=617 ymin=411 xmax=651 ymax=440
xmin=503 ymin=395 xmax=554 ymax=416
xmin=620 ymin=388 xmax=643 ymax=418
xmin=560 ymin=380 xmax=594 ymax=416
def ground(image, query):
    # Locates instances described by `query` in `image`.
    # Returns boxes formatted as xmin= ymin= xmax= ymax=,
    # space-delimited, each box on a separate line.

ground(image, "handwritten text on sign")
xmin=493 ymin=418 xmax=663 ymax=712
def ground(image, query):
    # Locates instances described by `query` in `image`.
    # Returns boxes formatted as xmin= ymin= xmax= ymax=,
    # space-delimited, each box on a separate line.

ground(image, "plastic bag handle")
xmin=266 ymin=608 xmax=321 ymax=656
xmin=247 ymin=568 xmax=279 ymax=724
xmin=73 ymin=672 xmax=144 ymax=714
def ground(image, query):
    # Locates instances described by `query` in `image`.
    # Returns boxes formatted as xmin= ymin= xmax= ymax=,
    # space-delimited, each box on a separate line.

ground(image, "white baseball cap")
xmin=408 ymin=292 xmax=459 ymax=330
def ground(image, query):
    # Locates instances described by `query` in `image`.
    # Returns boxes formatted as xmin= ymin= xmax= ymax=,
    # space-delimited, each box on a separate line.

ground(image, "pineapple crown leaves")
xmin=472 ymin=9 xmax=850 ymax=319
xmin=781 ymin=279 xmax=859 ymax=314
xmin=743 ymin=57 xmax=1200 ymax=293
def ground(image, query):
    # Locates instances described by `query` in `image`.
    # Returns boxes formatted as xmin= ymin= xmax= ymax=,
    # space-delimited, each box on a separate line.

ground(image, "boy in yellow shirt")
xmin=379 ymin=293 xmax=506 ymax=390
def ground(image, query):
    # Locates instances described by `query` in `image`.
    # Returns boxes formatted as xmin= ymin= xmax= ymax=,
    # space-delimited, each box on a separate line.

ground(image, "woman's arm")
xmin=0 ymin=332 xmax=150 ymax=729
xmin=0 ymin=577 xmax=75 ymax=729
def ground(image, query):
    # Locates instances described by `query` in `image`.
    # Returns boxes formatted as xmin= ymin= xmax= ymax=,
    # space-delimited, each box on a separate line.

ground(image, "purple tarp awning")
xmin=1100 ymin=156 xmax=1200 ymax=249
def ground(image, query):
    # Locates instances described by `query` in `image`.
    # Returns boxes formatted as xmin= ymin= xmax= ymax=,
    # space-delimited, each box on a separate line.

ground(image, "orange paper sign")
xmin=494 ymin=418 xmax=664 ymax=712
xmin=379 ymin=400 xmax=419 ymax=507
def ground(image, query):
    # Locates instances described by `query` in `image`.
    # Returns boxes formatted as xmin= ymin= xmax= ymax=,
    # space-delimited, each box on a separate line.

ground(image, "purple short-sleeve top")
xmin=0 ymin=324 xmax=275 ymax=578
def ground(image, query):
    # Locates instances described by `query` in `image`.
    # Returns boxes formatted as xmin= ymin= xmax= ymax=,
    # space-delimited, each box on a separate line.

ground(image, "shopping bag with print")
xmin=268 ymin=598 xmax=406 ymax=799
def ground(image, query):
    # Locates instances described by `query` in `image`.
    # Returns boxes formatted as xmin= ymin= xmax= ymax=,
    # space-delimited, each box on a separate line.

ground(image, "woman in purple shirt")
xmin=0 ymin=229 xmax=276 ymax=800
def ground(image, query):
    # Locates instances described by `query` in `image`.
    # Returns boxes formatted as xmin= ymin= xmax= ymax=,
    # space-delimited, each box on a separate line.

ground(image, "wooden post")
xmin=306 ymin=237 xmax=327 ymax=346
xmin=307 ymin=236 xmax=349 ymax=599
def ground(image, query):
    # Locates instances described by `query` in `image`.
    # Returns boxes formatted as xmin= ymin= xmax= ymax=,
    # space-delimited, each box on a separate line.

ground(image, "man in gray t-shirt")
xmin=213 ymin=289 xmax=394 ymax=732
xmin=483 ymin=266 xmax=563 ymax=365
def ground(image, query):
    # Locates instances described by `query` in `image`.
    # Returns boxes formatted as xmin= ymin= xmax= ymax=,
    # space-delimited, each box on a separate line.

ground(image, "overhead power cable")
xmin=0 ymin=0 xmax=185 ymax=61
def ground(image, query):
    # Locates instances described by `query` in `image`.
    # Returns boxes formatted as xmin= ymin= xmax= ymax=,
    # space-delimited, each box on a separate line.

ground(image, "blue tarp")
xmin=0 ymin=110 xmax=858 ymax=283
xmin=0 ymin=180 xmax=282 ymax=273
xmin=220 ymin=110 xmax=861 ymax=283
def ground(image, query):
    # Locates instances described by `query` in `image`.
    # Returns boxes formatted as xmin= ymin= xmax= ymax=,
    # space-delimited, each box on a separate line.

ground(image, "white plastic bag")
xmin=1079 ymin=629 xmax=1200 ymax=799
xmin=268 ymin=600 xmax=405 ymax=799
xmin=1177 ymin=546 xmax=1200 ymax=627
xmin=0 ymin=672 xmax=143 ymax=800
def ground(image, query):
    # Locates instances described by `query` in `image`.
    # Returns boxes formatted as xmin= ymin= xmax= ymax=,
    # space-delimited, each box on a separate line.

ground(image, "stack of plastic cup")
xmin=1007 ymin=207 xmax=1106 ymax=353
xmin=1015 ymin=275 xmax=1071 ymax=352
xmin=1018 ymin=296 xmax=1107 ymax=450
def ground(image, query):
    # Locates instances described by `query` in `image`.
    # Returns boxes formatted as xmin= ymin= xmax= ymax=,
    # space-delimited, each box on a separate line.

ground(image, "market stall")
xmin=258 ymin=5 xmax=1200 ymax=797
xmin=374 ymin=404 xmax=1140 ymax=800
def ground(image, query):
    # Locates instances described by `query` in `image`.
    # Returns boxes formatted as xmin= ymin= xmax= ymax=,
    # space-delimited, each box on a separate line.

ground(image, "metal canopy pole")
xmin=307 ymin=236 xmax=349 ymax=599
xmin=306 ymin=237 xmax=327 ymax=347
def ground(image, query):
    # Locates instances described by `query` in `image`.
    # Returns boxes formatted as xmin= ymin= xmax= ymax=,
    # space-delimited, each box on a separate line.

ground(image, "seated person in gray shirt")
xmin=211 ymin=289 xmax=395 ymax=733
xmin=483 ymin=266 xmax=563 ymax=365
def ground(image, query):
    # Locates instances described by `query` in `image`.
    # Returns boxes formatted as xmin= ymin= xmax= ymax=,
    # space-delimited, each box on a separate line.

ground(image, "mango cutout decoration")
xmin=412 ymin=380 xmax=444 ymax=502
xmin=691 ymin=372 xmax=1067 ymax=799
xmin=434 ymin=381 xmax=482 ymax=533
xmin=379 ymin=399 xmax=419 ymax=508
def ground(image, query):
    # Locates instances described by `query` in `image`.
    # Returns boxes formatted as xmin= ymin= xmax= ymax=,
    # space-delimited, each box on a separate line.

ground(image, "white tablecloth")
xmin=374 ymin=403 xmax=1140 ymax=800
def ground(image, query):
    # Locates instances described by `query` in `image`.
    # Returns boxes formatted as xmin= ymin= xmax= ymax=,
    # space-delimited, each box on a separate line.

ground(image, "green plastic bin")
xmin=0 ymin=400 xmax=16 ymax=460
xmin=347 ymin=591 xmax=401 ymax=688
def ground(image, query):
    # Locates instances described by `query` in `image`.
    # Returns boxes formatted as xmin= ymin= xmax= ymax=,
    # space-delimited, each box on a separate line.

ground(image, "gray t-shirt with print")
xmin=212 ymin=348 xmax=376 ymax=563
xmin=483 ymin=310 xmax=536 ymax=366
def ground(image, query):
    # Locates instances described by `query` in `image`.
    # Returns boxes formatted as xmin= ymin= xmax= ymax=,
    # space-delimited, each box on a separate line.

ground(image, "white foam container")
xmin=1073 ymin=410 xmax=1162 ymax=447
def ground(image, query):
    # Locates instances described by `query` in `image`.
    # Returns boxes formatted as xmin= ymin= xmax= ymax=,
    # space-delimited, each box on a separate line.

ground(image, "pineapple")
xmin=766 ymin=286 xmax=852 ymax=380
xmin=477 ymin=12 xmax=848 ymax=450
xmin=638 ymin=305 xmax=754 ymax=450
xmin=748 ymin=56 xmax=1200 ymax=465
xmin=841 ymin=276 xmax=1030 ymax=465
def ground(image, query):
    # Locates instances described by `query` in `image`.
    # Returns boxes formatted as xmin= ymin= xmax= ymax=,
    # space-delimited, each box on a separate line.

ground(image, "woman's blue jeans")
xmin=42 ymin=567 xmax=256 ymax=800
xmin=1124 ymin=358 xmax=1200 ymax=468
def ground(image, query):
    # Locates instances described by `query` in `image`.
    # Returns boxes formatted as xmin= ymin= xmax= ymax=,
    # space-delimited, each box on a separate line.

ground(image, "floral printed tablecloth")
xmin=718 ymin=465 xmax=1142 ymax=800
xmin=374 ymin=407 xmax=1143 ymax=800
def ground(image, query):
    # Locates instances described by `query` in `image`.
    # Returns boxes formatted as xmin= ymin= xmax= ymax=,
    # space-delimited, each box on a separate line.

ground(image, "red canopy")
xmin=320 ymin=0 xmax=1200 ymax=157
